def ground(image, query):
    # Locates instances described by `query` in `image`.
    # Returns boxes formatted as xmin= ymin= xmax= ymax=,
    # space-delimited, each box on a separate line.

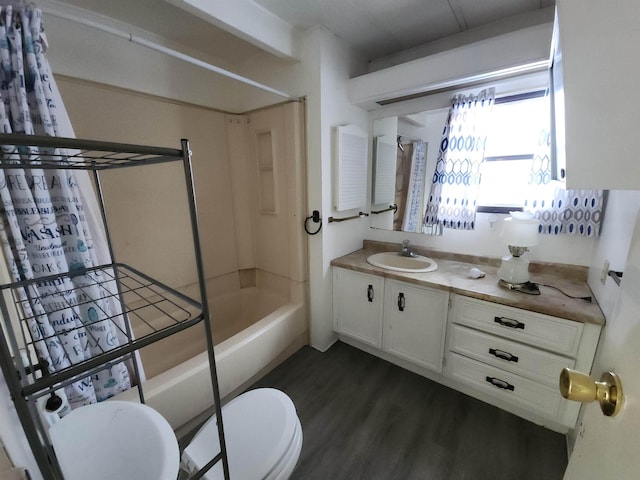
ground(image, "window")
xmin=476 ymin=92 xmax=548 ymax=213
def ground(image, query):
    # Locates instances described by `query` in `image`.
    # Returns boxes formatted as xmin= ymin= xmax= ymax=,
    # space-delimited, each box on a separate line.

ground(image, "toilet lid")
xmin=49 ymin=401 xmax=179 ymax=480
xmin=182 ymin=388 xmax=299 ymax=480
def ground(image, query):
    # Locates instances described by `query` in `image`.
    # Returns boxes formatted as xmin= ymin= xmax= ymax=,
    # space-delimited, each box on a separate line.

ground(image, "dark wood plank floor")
xmin=250 ymin=341 xmax=568 ymax=480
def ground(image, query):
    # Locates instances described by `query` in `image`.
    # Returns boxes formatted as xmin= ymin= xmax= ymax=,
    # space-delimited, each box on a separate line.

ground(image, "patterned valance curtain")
xmin=524 ymin=95 xmax=603 ymax=236
xmin=424 ymin=88 xmax=495 ymax=230
xmin=0 ymin=6 xmax=132 ymax=408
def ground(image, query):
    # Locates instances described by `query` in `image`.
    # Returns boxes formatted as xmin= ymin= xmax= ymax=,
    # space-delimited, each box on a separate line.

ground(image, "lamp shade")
xmin=501 ymin=212 xmax=539 ymax=247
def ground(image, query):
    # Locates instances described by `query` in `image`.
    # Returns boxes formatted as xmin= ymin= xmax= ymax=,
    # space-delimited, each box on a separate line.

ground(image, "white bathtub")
xmin=117 ymin=284 xmax=308 ymax=430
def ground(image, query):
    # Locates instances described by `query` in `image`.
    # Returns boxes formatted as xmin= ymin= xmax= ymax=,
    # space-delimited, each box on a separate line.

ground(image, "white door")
xmin=564 ymin=215 xmax=640 ymax=478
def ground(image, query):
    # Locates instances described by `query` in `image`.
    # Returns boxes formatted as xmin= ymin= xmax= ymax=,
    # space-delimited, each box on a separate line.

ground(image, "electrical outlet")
xmin=601 ymin=259 xmax=610 ymax=285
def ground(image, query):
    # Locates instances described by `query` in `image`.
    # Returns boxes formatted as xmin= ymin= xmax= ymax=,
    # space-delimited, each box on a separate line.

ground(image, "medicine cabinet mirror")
xmin=370 ymin=109 xmax=447 ymax=234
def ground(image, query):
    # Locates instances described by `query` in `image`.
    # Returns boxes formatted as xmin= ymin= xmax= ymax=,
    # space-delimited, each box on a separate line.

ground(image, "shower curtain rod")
xmin=42 ymin=6 xmax=299 ymax=102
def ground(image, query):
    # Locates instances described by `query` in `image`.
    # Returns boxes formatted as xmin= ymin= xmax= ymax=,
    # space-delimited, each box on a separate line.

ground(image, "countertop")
xmin=330 ymin=241 xmax=605 ymax=326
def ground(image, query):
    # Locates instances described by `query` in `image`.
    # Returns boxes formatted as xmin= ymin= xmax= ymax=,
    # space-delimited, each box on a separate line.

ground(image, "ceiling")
xmin=252 ymin=0 xmax=555 ymax=61
xmin=53 ymin=0 xmax=554 ymax=67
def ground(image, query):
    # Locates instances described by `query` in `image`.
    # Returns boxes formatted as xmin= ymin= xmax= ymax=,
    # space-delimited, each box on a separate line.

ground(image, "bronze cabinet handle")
xmin=489 ymin=348 xmax=519 ymax=363
xmin=485 ymin=376 xmax=515 ymax=391
xmin=494 ymin=316 xmax=525 ymax=330
xmin=367 ymin=284 xmax=374 ymax=302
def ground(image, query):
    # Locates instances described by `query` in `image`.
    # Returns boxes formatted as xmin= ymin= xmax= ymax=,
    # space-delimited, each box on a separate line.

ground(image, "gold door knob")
xmin=559 ymin=368 xmax=623 ymax=417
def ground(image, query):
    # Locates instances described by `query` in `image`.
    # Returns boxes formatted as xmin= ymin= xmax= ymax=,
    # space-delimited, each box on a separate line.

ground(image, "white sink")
xmin=366 ymin=252 xmax=438 ymax=273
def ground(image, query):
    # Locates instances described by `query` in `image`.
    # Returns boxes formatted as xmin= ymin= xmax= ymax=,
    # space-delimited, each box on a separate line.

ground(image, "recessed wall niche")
xmin=256 ymin=130 xmax=276 ymax=213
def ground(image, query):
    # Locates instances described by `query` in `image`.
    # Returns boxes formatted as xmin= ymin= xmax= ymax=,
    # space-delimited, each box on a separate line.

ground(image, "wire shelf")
xmin=0 ymin=133 xmax=184 ymax=170
xmin=1 ymin=263 xmax=204 ymax=396
xmin=0 ymin=132 xmax=231 ymax=479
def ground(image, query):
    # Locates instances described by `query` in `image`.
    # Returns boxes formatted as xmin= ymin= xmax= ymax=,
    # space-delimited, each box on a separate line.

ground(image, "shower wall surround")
xmin=59 ymin=79 xmax=306 ymax=301
xmin=56 ymin=80 xmax=308 ymax=383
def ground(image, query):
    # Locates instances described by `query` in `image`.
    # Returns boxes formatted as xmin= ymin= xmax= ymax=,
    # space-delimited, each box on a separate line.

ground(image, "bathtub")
xmin=116 ymin=282 xmax=308 ymax=430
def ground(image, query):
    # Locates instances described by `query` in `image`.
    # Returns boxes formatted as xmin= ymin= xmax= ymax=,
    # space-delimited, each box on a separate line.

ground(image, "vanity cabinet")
xmin=551 ymin=0 xmax=640 ymax=189
xmin=445 ymin=295 xmax=601 ymax=428
xmin=333 ymin=268 xmax=448 ymax=372
xmin=331 ymin=246 xmax=605 ymax=432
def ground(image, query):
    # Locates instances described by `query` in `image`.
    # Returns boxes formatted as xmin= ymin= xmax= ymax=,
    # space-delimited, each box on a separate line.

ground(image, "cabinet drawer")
xmin=451 ymin=295 xmax=583 ymax=356
xmin=447 ymin=352 xmax=564 ymax=421
xmin=448 ymin=324 xmax=575 ymax=387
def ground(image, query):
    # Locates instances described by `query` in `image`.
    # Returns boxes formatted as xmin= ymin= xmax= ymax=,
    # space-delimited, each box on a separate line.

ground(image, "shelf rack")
xmin=0 ymin=133 xmax=230 ymax=480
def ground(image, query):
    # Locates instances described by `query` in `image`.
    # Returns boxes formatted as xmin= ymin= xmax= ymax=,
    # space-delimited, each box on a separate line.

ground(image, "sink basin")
xmin=366 ymin=252 xmax=438 ymax=273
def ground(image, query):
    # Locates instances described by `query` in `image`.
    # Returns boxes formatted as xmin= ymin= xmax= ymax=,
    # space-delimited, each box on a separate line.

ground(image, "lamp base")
xmin=498 ymin=279 xmax=541 ymax=295
xmin=498 ymin=254 xmax=531 ymax=284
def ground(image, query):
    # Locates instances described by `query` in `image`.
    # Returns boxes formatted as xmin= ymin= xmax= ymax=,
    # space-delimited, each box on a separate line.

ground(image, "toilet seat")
xmin=182 ymin=388 xmax=302 ymax=480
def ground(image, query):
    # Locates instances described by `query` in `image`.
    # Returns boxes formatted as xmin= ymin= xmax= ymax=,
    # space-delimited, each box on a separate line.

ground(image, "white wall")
xmin=587 ymin=191 xmax=640 ymax=318
xmin=367 ymin=211 xmax=595 ymax=265
xmin=233 ymin=27 xmax=370 ymax=351
xmin=315 ymin=31 xmax=370 ymax=350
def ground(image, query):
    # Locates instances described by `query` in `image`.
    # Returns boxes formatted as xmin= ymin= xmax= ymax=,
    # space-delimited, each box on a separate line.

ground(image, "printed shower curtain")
xmin=423 ymin=88 xmax=495 ymax=230
xmin=401 ymin=141 xmax=426 ymax=232
xmin=0 ymin=6 xmax=131 ymax=407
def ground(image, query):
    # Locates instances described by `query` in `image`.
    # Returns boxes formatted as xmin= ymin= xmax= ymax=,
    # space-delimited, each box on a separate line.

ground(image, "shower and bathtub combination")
xmin=116 ymin=101 xmax=309 ymax=432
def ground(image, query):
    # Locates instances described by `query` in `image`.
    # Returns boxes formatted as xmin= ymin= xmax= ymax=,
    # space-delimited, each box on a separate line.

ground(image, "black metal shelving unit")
xmin=0 ymin=133 xmax=230 ymax=480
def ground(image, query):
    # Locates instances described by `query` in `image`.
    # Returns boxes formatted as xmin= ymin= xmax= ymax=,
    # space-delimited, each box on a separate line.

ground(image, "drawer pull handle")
xmin=397 ymin=292 xmax=405 ymax=312
xmin=494 ymin=316 xmax=525 ymax=330
xmin=367 ymin=284 xmax=374 ymax=302
xmin=485 ymin=376 xmax=515 ymax=391
xmin=489 ymin=348 xmax=519 ymax=363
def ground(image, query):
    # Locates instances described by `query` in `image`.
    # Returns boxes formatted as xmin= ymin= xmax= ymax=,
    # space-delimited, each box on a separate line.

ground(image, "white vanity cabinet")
xmin=333 ymin=268 xmax=449 ymax=372
xmin=445 ymin=295 xmax=601 ymax=428
xmin=551 ymin=0 xmax=640 ymax=189
xmin=331 ymin=247 xmax=604 ymax=433
xmin=333 ymin=268 xmax=384 ymax=348
xmin=382 ymin=279 xmax=448 ymax=371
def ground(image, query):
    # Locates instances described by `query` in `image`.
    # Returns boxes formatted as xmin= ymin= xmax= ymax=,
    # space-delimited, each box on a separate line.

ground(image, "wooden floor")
xmin=250 ymin=341 xmax=568 ymax=480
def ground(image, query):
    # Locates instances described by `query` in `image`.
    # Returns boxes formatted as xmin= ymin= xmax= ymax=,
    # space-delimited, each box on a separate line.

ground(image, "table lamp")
xmin=497 ymin=212 xmax=540 ymax=294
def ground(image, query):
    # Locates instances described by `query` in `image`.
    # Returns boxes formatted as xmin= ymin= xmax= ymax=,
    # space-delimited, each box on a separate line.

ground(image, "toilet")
xmin=48 ymin=388 xmax=302 ymax=480
xmin=182 ymin=388 xmax=303 ymax=480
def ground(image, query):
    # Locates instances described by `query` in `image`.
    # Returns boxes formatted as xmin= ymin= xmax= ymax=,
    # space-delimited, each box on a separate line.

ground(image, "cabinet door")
xmin=383 ymin=280 xmax=448 ymax=372
xmin=553 ymin=1 xmax=640 ymax=189
xmin=333 ymin=268 xmax=384 ymax=347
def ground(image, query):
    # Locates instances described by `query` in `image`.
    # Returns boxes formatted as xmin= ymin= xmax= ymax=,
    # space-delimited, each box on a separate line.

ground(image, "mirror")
xmin=370 ymin=109 xmax=448 ymax=233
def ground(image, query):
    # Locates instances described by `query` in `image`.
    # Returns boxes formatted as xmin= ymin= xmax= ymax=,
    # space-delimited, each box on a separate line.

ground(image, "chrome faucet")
xmin=400 ymin=239 xmax=417 ymax=257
